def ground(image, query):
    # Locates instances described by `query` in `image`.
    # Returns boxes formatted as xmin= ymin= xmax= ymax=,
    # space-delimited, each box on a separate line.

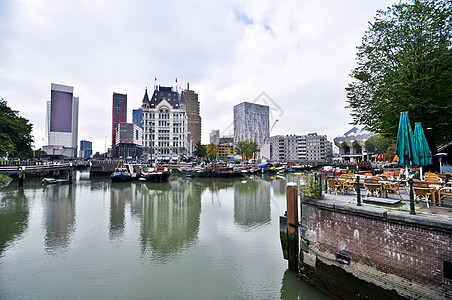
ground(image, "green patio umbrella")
xmin=414 ymin=122 xmax=432 ymax=180
xmin=396 ymin=112 xmax=419 ymax=178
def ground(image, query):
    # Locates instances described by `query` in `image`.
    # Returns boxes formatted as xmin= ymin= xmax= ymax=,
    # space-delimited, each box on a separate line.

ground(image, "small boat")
xmin=42 ymin=178 xmax=70 ymax=184
xmin=141 ymin=166 xmax=171 ymax=182
xmin=111 ymin=160 xmax=132 ymax=182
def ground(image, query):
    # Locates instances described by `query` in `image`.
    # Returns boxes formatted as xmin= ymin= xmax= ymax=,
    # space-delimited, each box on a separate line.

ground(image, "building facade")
xmin=233 ymin=102 xmax=270 ymax=158
xmin=271 ymin=133 xmax=333 ymax=164
xmin=112 ymin=92 xmax=127 ymax=154
xmin=334 ymin=127 xmax=374 ymax=162
xmin=182 ymin=84 xmax=201 ymax=145
xmin=233 ymin=102 xmax=269 ymax=144
xmin=217 ymin=144 xmax=234 ymax=162
xmin=141 ymin=86 xmax=188 ymax=163
xmin=115 ymin=122 xmax=143 ymax=159
xmin=43 ymin=83 xmax=79 ymax=158
xmin=210 ymin=130 xmax=220 ymax=145
xmin=132 ymin=107 xmax=143 ymax=128
xmin=79 ymin=140 xmax=92 ymax=159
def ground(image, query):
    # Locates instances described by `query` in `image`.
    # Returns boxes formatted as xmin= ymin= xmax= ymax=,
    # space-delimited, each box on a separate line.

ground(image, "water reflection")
xmin=109 ymin=183 xmax=129 ymax=240
xmin=234 ymin=178 xmax=271 ymax=228
xmin=42 ymin=184 xmax=76 ymax=254
xmin=135 ymin=179 xmax=201 ymax=263
xmin=0 ymin=189 xmax=29 ymax=255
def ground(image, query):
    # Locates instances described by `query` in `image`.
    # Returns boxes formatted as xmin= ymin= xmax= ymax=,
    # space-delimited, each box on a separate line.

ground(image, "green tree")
xmin=234 ymin=140 xmax=259 ymax=160
xmin=93 ymin=152 xmax=103 ymax=159
xmin=0 ymin=99 xmax=34 ymax=158
xmin=193 ymin=141 xmax=206 ymax=159
xmin=33 ymin=148 xmax=47 ymax=160
xmin=385 ymin=145 xmax=396 ymax=162
xmin=346 ymin=0 xmax=452 ymax=145
xmin=205 ymin=144 xmax=217 ymax=161
xmin=365 ymin=134 xmax=393 ymax=155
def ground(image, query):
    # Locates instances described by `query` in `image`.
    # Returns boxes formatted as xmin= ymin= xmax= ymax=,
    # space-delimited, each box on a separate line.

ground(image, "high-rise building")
xmin=234 ymin=102 xmax=269 ymax=158
xmin=271 ymin=133 xmax=333 ymax=163
xmin=141 ymin=86 xmax=187 ymax=163
xmin=182 ymin=83 xmax=201 ymax=145
xmin=132 ymin=107 xmax=143 ymax=128
xmin=80 ymin=140 xmax=92 ymax=159
xmin=115 ymin=122 xmax=143 ymax=159
xmin=112 ymin=92 xmax=127 ymax=155
xmin=210 ymin=130 xmax=220 ymax=145
xmin=43 ymin=83 xmax=79 ymax=158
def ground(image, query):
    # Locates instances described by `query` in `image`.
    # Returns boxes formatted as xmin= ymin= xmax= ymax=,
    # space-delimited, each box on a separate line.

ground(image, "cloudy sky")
xmin=1 ymin=0 xmax=395 ymax=153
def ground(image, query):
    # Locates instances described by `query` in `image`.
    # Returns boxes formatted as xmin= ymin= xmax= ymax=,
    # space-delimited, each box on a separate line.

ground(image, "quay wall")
xmin=298 ymin=198 xmax=452 ymax=299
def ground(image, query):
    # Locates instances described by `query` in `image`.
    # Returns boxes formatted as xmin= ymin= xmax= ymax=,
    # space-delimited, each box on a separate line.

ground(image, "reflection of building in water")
xmin=43 ymin=185 xmax=76 ymax=254
xmin=234 ymin=179 xmax=271 ymax=228
xmin=272 ymin=176 xmax=288 ymax=196
xmin=135 ymin=179 xmax=201 ymax=261
xmin=0 ymin=189 xmax=29 ymax=254
xmin=110 ymin=184 xmax=130 ymax=240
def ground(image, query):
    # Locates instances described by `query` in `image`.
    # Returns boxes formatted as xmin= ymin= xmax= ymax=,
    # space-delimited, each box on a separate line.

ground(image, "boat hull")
xmin=142 ymin=171 xmax=171 ymax=182
xmin=111 ymin=172 xmax=133 ymax=182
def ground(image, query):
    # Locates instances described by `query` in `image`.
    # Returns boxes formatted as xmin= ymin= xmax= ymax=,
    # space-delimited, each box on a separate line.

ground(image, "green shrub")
xmin=0 ymin=174 xmax=11 ymax=185
xmin=299 ymin=172 xmax=320 ymax=199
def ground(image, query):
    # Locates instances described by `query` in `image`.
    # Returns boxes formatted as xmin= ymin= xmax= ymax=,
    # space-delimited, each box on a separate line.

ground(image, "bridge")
xmin=0 ymin=163 xmax=70 ymax=176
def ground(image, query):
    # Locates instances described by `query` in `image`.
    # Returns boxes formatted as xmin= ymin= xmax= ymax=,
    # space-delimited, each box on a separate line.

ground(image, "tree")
xmin=193 ymin=141 xmax=206 ymax=160
xmin=205 ymin=144 xmax=217 ymax=161
xmin=0 ymin=99 xmax=34 ymax=158
xmin=33 ymin=148 xmax=47 ymax=160
xmin=365 ymin=134 xmax=393 ymax=155
xmin=93 ymin=152 xmax=103 ymax=159
xmin=346 ymin=0 xmax=452 ymax=145
xmin=234 ymin=140 xmax=259 ymax=160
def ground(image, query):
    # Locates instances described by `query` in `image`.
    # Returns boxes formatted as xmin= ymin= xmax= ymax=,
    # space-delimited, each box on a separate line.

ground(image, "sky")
xmin=0 ymin=0 xmax=396 ymax=154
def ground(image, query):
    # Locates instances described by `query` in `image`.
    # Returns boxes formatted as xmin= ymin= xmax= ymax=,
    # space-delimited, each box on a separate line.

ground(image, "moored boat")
xmin=211 ymin=167 xmax=243 ymax=178
xmin=141 ymin=166 xmax=171 ymax=182
xmin=111 ymin=160 xmax=133 ymax=182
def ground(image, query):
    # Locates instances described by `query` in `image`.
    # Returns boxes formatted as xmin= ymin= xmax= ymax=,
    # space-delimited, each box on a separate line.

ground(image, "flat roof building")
xmin=43 ymin=83 xmax=79 ymax=158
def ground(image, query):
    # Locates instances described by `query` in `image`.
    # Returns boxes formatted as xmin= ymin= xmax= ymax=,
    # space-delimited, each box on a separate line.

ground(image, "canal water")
xmin=0 ymin=171 xmax=331 ymax=299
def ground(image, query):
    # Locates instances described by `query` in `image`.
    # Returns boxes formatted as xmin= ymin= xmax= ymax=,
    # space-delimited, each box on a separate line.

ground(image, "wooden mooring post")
xmin=18 ymin=166 xmax=25 ymax=187
xmin=286 ymin=182 xmax=299 ymax=271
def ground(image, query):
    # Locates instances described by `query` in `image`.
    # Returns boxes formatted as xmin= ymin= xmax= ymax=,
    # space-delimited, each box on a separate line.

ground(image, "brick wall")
xmin=299 ymin=199 xmax=452 ymax=299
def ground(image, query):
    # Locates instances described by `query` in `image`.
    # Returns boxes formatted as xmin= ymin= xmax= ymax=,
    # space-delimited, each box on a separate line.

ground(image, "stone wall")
xmin=299 ymin=198 xmax=452 ymax=299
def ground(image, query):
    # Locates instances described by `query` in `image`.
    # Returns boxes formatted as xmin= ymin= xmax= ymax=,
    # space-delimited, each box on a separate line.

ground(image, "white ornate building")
xmin=141 ymin=86 xmax=188 ymax=163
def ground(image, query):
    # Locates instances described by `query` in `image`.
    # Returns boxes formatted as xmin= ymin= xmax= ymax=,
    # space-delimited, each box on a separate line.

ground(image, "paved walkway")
xmin=322 ymin=187 xmax=452 ymax=217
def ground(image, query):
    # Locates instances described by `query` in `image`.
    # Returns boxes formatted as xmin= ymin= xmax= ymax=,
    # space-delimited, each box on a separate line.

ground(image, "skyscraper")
xmin=182 ymin=83 xmax=201 ymax=144
xmin=234 ymin=102 xmax=269 ymax=144
xmin=112 ymin=92 xmax=127 ymax=157
xmin=80 ymin=140 xmax=93 ymax=159
xmin=132 ymin=107 xmax=143 ymax=128
xmin=43 ymin=83 xmax=79 ymax=158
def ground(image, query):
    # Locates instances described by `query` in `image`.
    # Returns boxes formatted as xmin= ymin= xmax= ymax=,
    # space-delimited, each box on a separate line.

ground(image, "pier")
xmin=281 ymin=174 xmax=452 ymax=299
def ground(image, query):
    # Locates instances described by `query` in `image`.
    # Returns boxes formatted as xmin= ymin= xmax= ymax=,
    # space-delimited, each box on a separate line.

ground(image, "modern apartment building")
xmin=141 ymin=86 xmax=188 ymax=162
xmin=271 ymin=133 xmax=333 ymax=164
xmin=112 ymin=92 xmax=127 ymax=155
xmin=43 ymin=83 xmax=79 ymax=158
xmin=115 ymin=122 xmax=143 ymax=159
xmin=79 ymin=140 xmax=92 ymax=159
xmin=233 ymin=102 xmax=270 ymax=158
xmin=182 ymin=84 xmax=201 ymax=144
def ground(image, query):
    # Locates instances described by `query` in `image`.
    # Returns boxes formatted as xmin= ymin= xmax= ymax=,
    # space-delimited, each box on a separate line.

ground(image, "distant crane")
xmin=255 ymin=119 xmax=279 ymax=160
